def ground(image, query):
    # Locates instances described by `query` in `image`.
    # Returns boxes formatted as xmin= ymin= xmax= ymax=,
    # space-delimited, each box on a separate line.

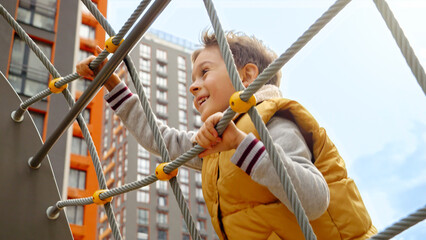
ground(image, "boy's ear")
xmin=239 ymin=63 xmax=259 ymax=88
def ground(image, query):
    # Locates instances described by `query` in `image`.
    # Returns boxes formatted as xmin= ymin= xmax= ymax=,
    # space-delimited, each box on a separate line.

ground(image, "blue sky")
xmin=107 ymin=0 xmax=426 ymax=238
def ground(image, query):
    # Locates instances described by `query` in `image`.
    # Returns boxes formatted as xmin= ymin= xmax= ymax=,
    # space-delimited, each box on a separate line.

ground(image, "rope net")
xmin=0 ymin=0 xmax=425 ymax=239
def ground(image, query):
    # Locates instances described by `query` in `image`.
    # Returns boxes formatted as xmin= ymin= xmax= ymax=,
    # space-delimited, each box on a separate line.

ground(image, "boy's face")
xmin=190 ymin=46 xmax=236 ymax=122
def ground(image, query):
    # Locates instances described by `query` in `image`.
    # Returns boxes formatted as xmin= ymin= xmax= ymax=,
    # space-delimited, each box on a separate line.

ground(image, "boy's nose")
xmin=189 ymin=81 xmax=201 ymax=95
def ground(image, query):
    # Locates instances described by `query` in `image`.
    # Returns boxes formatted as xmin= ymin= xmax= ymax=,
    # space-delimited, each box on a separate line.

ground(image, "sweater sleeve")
xmin=104 ymin=82 xmax=203 ymax=170
xmin=230 ymin=115 xmax=330 ymax=220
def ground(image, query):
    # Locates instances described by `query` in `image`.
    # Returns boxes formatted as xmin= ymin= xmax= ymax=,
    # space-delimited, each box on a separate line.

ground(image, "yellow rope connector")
xmin=48 ymin=78 xmax=67 ymax=94
xmin=229 ymin=91 xmax=256 ymax=113
xmin=92 ymin=189 xmax=113 ymax=205
xmin=155 ymin=162 xmax=178 ymax=181
xmin=105 ymin=36 xmax=124 ymax=53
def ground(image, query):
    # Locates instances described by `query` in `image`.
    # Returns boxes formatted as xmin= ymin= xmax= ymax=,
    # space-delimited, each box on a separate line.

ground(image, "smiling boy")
xmin=77 ymin=31 xmax=376 ymax=239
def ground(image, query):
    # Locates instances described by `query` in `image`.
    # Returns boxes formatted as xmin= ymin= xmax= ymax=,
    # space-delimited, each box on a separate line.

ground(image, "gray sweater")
xmin=105 ymin=82 xmax=329 ymax=220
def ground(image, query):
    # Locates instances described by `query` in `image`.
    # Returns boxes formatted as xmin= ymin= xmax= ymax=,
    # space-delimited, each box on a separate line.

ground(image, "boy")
xmin=77 ymin=32 xmax=376 ymax=239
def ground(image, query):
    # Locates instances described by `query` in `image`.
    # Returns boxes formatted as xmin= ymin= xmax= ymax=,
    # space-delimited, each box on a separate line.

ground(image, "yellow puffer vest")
xmin=202 ymin=98 xmax=377 ymax=240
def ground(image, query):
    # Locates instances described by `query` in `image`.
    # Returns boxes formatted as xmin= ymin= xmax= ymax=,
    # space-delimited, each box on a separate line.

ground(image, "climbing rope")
xmin=373 ymin=0 xmax=426 ymax=95
xmin=1 ymin=0 xmax=425 ymax=239
xmin=369 ymin=205 xmax=426 ymax=240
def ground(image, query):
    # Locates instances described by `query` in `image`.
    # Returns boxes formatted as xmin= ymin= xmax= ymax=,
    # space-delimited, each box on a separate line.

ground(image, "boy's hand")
xmin=196 ymin=112 xmax=247 ymax=158
xmin=75 ymin=46 xmax=120 ymax=91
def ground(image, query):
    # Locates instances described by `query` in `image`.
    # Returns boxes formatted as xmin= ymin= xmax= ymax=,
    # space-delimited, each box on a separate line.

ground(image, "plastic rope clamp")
xmin=48 ymin=78 xmax=67 ymax=94
xmin=229 ymin=91 xmax=256 ymax=113
xmin=105 ymin=36 xmax=124 ymax=53
xmin=155 ymin=162 xmax=178 ymax=181
xmin=92 ymin=189 xmax=113 ymax=205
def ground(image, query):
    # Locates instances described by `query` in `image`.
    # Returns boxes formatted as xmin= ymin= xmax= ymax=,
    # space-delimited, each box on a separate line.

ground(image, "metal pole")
xmin=29 ymin=0 xmax=171 ymax=168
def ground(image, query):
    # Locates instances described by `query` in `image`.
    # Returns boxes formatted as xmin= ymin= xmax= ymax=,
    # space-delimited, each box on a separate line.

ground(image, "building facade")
xmin=0 ymin=0 xmax=107 ymax=239
xmin=98 ymin=31 xmax=218 ymax=240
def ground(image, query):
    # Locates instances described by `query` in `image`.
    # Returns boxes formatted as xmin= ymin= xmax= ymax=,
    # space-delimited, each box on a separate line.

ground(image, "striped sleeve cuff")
xmin=104 ymin=82 xmax=133 ymax=111
xmin=231 ymin=133 xmax=266 ymax=176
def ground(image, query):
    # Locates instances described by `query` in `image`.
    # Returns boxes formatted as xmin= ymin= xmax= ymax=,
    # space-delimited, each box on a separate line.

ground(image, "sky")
xmin=107 ymin=0 xmax=426 ymax=238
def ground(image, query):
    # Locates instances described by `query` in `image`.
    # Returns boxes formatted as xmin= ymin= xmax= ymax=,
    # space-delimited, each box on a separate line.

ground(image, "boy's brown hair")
xmin=192 ymin=31 xmax=281 ymax=86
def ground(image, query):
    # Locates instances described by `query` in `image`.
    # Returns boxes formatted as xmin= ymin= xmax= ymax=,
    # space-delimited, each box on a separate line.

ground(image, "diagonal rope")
xmin=369 ymin=205 xmax=426 ymax=240
xmin=372 ymin=0 xmax=426 ymax=95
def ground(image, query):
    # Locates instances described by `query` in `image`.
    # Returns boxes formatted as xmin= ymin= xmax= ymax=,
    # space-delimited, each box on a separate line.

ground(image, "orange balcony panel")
xmin=106 ymin=178 xmax=115 ymax=188
xmin=113 ymin=125 xmax=123 ymax=135
xmin=103 ymin=161 xmax=115 ymax=175
xmin=80 ymin=38 xmax=96 ymax=49
xmin=102 ymin=146 xmax=116 ymax=160
xmin=67 ymin=187 xmax=89 ymax=199
xmin=70 ymin=224 xmax=85 ymax=240
xmin=99 ymin=214 xmax=108 ymax=224
xmin=70 ymin=154 xmax=91 ymax=170
xmin=99 ymin=228 xmax=111 ymax=240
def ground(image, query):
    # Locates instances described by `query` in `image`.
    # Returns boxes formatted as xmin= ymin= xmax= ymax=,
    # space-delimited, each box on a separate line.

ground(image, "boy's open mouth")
xmin=198 ymin=96 xmax=208 ymax=106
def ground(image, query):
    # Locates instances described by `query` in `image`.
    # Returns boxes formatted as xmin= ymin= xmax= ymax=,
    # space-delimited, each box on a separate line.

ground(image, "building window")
xmin=156 ymin=64 xmax=167 ymax=75
xmin=138 ymin=158 xmax=150 ymax=174
xmin=197 ymin=219 xmax=206 ymax=231
xmin=66 ymin=205 xmax=84 ymax=225
xmin=195 ymin=172 xmax=202 ymax=185
xmin=140 ymin=44 xmax=151 ymax=58
xmin=143 ymin=85 xmax=151 ymax=100
xmin=79 ymin=24 xmax=95 ymax=39
xmin=181 ymin=184 xmax=189 ymax=200
xmin=156 ymin=76 xmax=167 ymax=88
xmin=156 ymin=90 xmax=167 ymax=102
xmin=78 ymin=49 xmax=92 ymax=63
xmin=138 ymin=146 xmax=150 ymax=158
xmin=195 ymin=115 xmax=202 ymax=128
xmin=140 ymin=58 xmax=151 ymax=72
xmin=140 ymin=71 xmax=151 ymax=86
xmin=158 ymin=230 xmax=167 ymax=240
xmin=156 ymin=49 xmax=167 ymax=61
xmin=69 ymin=169 xmax=86 ymax=189
xmin=178 ymin=96 xmax=187 ymax=110
xmin=178 ymin=83 xmax=186 ymax=96
xmin=137 ymin=190 xmax=150 ymax=203
xmin=8 ymin=36 xmax=51 ymax=97
xmin=71 ymin=136 xmax=87 ymax=156
xmin=17 ymin=0 xmax=57 ymax=31
xmin=182 ymin=234 xmax=190 ymax=240
xmin=157 ymin=213 xmax=168 ymax=225
xmin=156 ymin=103 xmax=167 ymax=116
xmin=179 ymin=168 xmax=189 ymax=184
xmin=197 ymin=203 xmax=205 ymax=215
xmin=156 ymin=180 xmax=167 ymax=192
xmin=178 ymin=70 xmax=186 ymax=83
xmin=29 ymin=110 xmax=45 ymax=135
xmin=179 ymin=124 xmax=187 ymax=131
xmin=82 ymin=108 xmax=90 ymax=123
xmin=179 ymin=110 xmax=187 ymax=124
xmin=177 ymin=56 xmax=186 ymax=70
xmin=158 ymin=196 xmax=167 ymax=207
xmin=137 ymin=209 xmax=149 ymax=225
xmin=137 ymin=226 xmax=148 ymax=240
xmin=196 ymin=188 xmax=204 ymax=201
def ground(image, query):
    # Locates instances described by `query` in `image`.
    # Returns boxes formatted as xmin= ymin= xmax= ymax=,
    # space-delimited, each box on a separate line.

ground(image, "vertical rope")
xmin=202 ymin=0 xmax=245 ymax=92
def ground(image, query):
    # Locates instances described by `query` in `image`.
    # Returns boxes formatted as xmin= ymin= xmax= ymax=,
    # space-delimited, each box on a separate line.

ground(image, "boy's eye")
xmin=202 ymin=69 xmax=208 ymax=75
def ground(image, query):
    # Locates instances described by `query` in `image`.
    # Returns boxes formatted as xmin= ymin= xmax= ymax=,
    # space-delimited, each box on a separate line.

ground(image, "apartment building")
xmin=98 ymin=30 xmax=218 ymax=240
xmin=0 ymin=0 xmax=107 ymax=239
